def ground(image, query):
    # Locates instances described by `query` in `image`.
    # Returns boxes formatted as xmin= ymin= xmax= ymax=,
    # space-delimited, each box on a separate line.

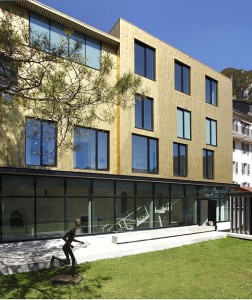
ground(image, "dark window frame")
xmin=134 ymin=40 xmax=155 ymax=80
xmin=206 ymin=76 xmax=218 ymax=106
xmin=177 ymin=107 xmax=191 ymax=140
xmin=206 ymin=117 xmax=217 ymax=146
xmin=173 ymin=142 xmax=188 ymax=177
xmin=175 ymin=60 xmax=190 ymax=95
xmin=135 ymin=95 xmax=154 ymax=131
xmin=74 ymin=126 xmax=109 ymax=171
xmin=132 ymin=134 xmax=158 ymax=174
xmin=25 ymin=117 xmax=57 ymax=167
xmin=203 ymin=149 xmax=214 ymax=179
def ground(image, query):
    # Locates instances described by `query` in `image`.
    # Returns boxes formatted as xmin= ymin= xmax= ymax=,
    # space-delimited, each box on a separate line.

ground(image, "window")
xmin=74 ymin=127 xmax=109 ymax=170
xmin=233 ymin=161 xmax=239 ymax=175
xmin=26 ymin=118 xmax=56 ymax=166
xmin=30 ymin=12 xmax=101 ymax=69
xmin=242 ymin=143 xmax=250 ymax=154
xmin=206 ymin=118 xmax=217 ymax=146
xmin=175 ymin=61 xmax=190 ymax=94
xmin=203 ymin=149 xmax=214 ymax=179
xmin=135 ymin=41 xmax=155 ymax=80
xmin=177 ymin=108 xmax=191 ymax=139
xmin=233 ymin=141 xmax=235 ymax=152
xmin=135 ymin=95 xmax=153 ymax=131
xmin=173 ymin=143 xmax=187 ymax=176
xmin=132 ymin=134 xmax=158 ymax=173
xmin=206 ymin=77 xmax=217 ymax=105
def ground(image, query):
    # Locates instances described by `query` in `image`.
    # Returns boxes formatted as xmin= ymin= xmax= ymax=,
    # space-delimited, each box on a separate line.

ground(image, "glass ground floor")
xmin=0 ymin=168 xmax=232 ymax=243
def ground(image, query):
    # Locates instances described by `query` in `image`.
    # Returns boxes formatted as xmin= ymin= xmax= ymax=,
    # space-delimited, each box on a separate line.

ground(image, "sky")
xmin=37 ymin=0 xmax=252 ymax=72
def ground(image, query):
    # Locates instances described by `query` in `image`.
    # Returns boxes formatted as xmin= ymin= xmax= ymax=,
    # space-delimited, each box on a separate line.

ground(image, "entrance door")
xmin=208 ymin=200 xmax=217 ymax=224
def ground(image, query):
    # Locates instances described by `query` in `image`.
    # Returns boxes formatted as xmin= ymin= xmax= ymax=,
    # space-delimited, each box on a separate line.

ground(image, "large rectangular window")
xmin=29 ymin=12 xmax=101 ymax=69
xmin=135 ymin=41 xmax=155 ymax=80
xmin=206 ymin=118 xmax=217 ymax=146
xmin=175 ymin=61 xmax=190 ymax=94
xmin=135 ymin=95 xmax=153 ymax=131
xmin=132 ymin=134 xmax=158 ymax=173
xmin=74 ymin=127 xmax=109 ymax=170
xmin=26 ymin=118 xmax=56 ymax=166
xmin=206 ymin=77 xmax=217 ymax=105
xmin=203 ymin=149 xmax=214 ymax=179
xmin=177 ymin=108 xmax=191 ymax=140
xmin=173 ymin=143 xmax=187 ymax=176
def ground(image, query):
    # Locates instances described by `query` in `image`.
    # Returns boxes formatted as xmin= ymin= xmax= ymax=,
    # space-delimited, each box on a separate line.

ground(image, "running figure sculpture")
xmin=50 ymin=219 xmax=85 ymax=277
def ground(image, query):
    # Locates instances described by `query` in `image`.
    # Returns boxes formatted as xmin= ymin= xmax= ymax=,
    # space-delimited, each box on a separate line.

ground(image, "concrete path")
xmin=0 ymin=230 xmax=228 ymax=275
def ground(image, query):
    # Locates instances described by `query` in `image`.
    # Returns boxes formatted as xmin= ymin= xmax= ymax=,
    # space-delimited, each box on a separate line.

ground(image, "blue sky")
xmin=38 ymin=0 xmax=252 ymax=72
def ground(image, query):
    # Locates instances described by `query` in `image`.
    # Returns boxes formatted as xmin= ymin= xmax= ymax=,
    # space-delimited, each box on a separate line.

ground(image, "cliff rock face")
xmin=221 ymin=68 xmax=252 ymax=102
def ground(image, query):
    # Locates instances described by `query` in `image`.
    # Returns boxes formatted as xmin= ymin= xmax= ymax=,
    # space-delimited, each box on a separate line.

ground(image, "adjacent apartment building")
xmin=0 ymin=0 xmax=233 ymax=243
xmin=233 ymin=100 xmax=252 ymax=187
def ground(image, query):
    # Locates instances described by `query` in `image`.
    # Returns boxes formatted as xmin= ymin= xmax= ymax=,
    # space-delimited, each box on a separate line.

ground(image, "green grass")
xmin=0 ymin=237 xmax=252 ymax=299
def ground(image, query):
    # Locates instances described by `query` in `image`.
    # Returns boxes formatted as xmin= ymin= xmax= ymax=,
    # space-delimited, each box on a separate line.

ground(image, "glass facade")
xmin=0 ymin=173 xmax=231 ymax=243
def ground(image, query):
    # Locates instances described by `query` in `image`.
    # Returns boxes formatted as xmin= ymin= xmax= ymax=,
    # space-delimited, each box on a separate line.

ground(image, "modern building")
xmin=0 ymin=0 xmax=234 ymax=243
xmin=233 ymin=100 xmax=252 ymax=187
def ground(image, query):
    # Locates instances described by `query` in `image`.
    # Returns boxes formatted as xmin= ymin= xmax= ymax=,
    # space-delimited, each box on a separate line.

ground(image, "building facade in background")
xmin=0 ymin=0 xmax=233 ymax=243
xmin=233 ymin=100 xmax=252 ymax=187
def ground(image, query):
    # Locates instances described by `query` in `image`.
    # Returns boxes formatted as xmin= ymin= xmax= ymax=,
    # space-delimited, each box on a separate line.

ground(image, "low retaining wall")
xmin=112 ymin=225 xmax=215 ymax=244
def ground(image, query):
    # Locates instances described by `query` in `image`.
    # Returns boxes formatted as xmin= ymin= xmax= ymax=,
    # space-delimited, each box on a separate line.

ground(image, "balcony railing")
xmin=233 ymin=124 xmax=252 ymax=140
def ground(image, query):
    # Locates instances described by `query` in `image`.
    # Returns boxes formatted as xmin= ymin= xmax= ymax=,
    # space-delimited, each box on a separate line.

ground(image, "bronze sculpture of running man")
xmin=50 ymin=218 xmax=85 ymax=277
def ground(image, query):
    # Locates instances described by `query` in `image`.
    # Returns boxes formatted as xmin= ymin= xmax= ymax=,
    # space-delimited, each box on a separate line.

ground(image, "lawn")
xmin=0 ymin=237 xmax=252 ymax=299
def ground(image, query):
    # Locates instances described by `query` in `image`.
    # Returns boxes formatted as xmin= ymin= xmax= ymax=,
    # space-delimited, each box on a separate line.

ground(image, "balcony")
xmin=233 ymin=124 xmax=252 ymax=142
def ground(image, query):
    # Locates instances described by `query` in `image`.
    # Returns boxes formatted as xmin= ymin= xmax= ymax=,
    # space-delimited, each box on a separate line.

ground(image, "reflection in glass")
xmin=86 ymin=36 xmax=101 ymax=69
xmin=175 ymin=62 xmax=190 ymax=94
xmin=203 ymin=149 xmax=214 ymax=179
xmin=135 ymin=96 xmax=153 ymax=131
xmin=74 ymin=127 xmax=108 ymax=170
xmin=135 ymin=42 xmax=145 ymax=77
xmin=115 ymin=197 xmax=135 ymax=231
xmin=135 ymin=42 xmax=155 ymax=80
xmin=26 ymin=119 xmax=56 ymax=166
xmin=132 ymin=135 xmax=147 ymax=172
xmin=50 ymin=22 xmax=68 ymax=55
xmin=146 ymin=47 xmax=155 ymax=80
xmin=92 ymin=198 xmax=114 ymax=233
xmin=36 ymin=197 xmax=64 ymax=238
xmin=173 ymin=143 xmax=187 ymax=176
xmin=177 ymin=109 xmax=191 ymax=140
xmin=175 ymin=63 xmax=182 ymax=91
xmin=206 ymin=77 xmax=217 ymax=105
xmin=132 ymin=135 xmax=158 ymax=173
xmin=2 ymin=197 xmax=35 ymax=242
xmin=29 ymin=12 xmax=50 ymax=51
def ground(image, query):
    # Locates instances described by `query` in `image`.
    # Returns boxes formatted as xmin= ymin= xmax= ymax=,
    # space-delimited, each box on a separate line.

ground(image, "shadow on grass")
xmin=0 ymin=263 xmax=112 ymax=299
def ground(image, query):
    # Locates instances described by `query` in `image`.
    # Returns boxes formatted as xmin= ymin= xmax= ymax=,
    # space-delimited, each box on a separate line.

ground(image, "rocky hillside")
xmin=221 ymin=68 xmax=252 ymax=102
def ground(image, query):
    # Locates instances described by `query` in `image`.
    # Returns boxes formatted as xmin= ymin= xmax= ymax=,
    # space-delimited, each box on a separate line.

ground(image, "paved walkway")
xmin=0 ymin=230 xmax=228 ymax=275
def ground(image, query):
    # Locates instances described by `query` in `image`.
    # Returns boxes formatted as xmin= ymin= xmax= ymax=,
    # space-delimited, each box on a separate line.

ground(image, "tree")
xmin=0 ymin=3 xmax=144 ymax=155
